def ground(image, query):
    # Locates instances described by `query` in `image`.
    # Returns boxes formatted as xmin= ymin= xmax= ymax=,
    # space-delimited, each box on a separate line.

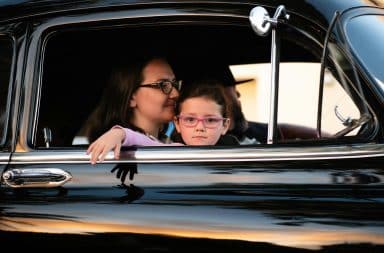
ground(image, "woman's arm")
xmin=87 ymin=127 xmax=126 ymax=164
xmin=87 ymin=125 xmax=182 ymax=164
xmin=121 ymin=127 xmax=166 ymax=146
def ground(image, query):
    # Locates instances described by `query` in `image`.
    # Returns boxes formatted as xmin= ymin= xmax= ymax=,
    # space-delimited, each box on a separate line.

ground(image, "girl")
xmin=87 ymin=80 xmax=236 ymax=164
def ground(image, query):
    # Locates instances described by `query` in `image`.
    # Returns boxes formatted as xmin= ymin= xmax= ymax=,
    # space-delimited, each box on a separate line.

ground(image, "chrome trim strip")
xmin=267 ymin=24 xmax=279 ymax=144
xmin=10 ymin=143 xmax=384 ymax=164
xmin=0 ymin=153 xmax=11 ymax=164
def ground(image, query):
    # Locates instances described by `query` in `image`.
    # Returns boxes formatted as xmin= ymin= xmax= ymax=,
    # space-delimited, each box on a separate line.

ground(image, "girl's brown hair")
xmin=176 ymin=79 xmax=230 ymax=118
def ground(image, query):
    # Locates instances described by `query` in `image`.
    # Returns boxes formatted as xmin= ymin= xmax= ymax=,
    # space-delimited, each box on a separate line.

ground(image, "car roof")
xmin=0 ymin=0 xmax=382 ymax=24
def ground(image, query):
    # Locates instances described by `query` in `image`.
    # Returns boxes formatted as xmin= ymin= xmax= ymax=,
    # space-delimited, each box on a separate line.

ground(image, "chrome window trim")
xmin=0 ymin=153 xmax=11 ymax=164
xmin=11 ymin=143 xmax=384 ymax=164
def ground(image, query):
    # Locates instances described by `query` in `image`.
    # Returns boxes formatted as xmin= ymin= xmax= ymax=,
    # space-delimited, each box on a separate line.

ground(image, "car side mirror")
xmin=249 ymin=5 xmax=290 ymax=36
xmin=249 ymin=5 xmax=289 ymax=144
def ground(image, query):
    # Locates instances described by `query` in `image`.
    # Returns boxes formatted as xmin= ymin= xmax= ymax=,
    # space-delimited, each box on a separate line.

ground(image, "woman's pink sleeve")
xmin=122 ymin=128 xmax=164 ymax=146
xmin=112 ymin=126 xmax=183 ymax=146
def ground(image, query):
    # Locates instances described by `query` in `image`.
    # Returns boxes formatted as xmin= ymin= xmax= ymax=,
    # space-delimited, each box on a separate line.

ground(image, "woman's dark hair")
xmin=80 ymin=55 xmax=166 ymax=142
xmin=176 ymin=79 xmax=230 ymax=118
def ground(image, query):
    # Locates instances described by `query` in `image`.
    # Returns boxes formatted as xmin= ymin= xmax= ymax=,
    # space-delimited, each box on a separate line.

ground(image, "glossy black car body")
xmin=1 ymin=0 xmax=384 ymax=252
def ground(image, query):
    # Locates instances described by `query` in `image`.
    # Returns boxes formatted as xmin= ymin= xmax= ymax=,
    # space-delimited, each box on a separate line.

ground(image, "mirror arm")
xmin=267 ymin=24 xmax=281 ymax=144
xmin=249 ymin=5 xmax=289 ymax=144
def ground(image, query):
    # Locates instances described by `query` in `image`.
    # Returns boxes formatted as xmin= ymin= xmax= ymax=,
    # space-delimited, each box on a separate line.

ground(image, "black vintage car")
xmin=1 ymin=0 xmax=384 ymax=252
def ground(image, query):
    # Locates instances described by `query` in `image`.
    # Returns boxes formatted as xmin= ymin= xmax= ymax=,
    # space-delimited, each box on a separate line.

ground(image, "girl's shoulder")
xmin=216 ymin=134 xmax=240 ymax=146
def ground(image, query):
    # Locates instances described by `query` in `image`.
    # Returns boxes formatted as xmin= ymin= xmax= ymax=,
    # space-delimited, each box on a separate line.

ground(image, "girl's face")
xmin=130 ymin=58 xmax=179 ymax=133
xmin=174 ymin=97 xmax=230 ymax=145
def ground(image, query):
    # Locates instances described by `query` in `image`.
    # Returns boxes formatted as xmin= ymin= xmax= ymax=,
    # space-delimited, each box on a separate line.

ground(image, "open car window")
xmin=35 ymin=11 xmax=376 ymax=148
xmin=319 ymin=10 xmax=378 ymax=140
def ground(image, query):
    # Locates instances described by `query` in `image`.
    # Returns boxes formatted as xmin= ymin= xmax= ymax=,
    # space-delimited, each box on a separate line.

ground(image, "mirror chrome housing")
xmin=249 ymin=6 xmax=271 ymax=36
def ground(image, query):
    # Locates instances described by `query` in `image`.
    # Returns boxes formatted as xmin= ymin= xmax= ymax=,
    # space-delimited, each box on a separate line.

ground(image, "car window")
xmin=232 ymin=62 xmax=322 ymax=128
xmin=0 ymin=35 xmax=13 ymax=147
xmin=36 ymin=22 xmax=318 ymax=147
xmin=35 ymin=16 xmax=372 ymax=148
xmin=321 ymin=68 xmax=362 ymax=137
xmin=345 ymin=13 xmax=384 ymax=91
xmin=37 ymin=24 xmax=271 ymax=148
xmin=231 ymin=61 xmax=361 ymax=141
xmin=318 ymin=15 xmax=377 ymax=140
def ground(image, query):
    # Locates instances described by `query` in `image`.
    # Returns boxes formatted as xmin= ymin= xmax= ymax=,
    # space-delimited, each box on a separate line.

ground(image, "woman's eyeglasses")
xmin=177 ymin=115 xmax=228 ymax=129
xmin=140 ymin=80 xmax=182 ymax=95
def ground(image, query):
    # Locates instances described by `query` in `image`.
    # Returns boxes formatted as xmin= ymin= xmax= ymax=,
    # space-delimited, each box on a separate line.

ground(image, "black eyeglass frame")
xmin=140 ymin=80 xmax=182 ymax=95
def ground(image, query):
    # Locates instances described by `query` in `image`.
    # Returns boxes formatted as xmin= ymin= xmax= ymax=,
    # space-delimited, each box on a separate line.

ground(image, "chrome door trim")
xmin=10 ymin=143 xmax=384 ymax=164
xmin=2 ymin=168 xmax=72 ymax=188
xmin=0 ymin=153 xmax=11 ymax=164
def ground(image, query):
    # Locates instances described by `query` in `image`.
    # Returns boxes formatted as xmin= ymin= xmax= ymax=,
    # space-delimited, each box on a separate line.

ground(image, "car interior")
xmin=36 ymin=21 xmax=370 ymax=148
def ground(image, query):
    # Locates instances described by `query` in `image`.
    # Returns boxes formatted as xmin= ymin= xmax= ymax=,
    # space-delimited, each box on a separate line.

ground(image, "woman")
xmin=87 ymin=80 xmax=238 ymax=164
xmin=80 ymin=55 xmax=181 ymax=154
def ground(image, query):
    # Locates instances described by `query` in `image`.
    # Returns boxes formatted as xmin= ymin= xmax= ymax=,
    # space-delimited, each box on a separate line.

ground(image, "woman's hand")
xmin=86 ymin=128 xmax=125 ymax=164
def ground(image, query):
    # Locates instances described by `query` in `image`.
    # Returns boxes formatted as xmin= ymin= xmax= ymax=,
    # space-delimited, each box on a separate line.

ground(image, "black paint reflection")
xmin=145 ymin=183 xmax=384 ymax=227
xmin=111 ymin=163 xmax=138 ymax=184
xmin=0 ymin=183 xmax=144 ymax=204
xmin=116 ymin=183 xmax=144 ymax=203
xmin=1 ymin=231 xmax=383 ymax=252
xmin=331 ymin=171 xmax=381 ymax=184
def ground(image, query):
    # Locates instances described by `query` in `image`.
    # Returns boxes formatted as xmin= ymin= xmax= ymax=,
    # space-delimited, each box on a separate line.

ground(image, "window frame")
xmin=19 ymin=6 xmax=381 ymax=162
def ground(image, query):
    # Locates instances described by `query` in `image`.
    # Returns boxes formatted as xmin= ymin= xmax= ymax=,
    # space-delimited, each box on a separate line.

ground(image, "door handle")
xmin=2 ymin=168 xmax=72 ymax=188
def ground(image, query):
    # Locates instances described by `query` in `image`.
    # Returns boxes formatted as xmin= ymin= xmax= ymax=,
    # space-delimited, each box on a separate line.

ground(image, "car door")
xmin=2 ymin=3 xmax=384 ymax=251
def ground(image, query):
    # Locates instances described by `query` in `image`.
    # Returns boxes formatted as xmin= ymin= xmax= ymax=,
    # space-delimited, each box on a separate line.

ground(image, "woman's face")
xmin=130 ymin=58 xmax=179 ymax=132
xmin=174 ymin=97 xmax=230 ymax=145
